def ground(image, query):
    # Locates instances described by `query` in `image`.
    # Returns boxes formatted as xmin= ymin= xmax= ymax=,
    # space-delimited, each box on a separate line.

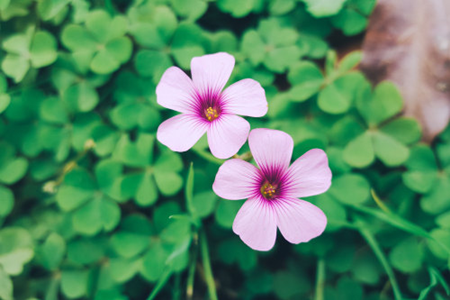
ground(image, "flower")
xmin=156 ymin=52 xmax=268 ymax=159
xmin=213 ymin=129 xmax=332 ymax=251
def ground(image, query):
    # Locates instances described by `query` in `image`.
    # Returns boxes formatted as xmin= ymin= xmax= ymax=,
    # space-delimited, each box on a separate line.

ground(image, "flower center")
xmin=204 ymin=107 xmax=219 ymax=122
xmin=261 ymin=182 xmax=277 ymax=200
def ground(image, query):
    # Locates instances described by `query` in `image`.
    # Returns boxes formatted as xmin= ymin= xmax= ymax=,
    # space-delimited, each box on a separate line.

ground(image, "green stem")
xmin=186 ymin=233 xmax=198 ymax=300
xmin=314 ymin=258 xmax=325 ymax=300
xmin=359 ymin=227 xmax=403 ymax=300
xmin=173 ymin=273 xmax=181 ymax=300
xmin=192 ymin=148 xmax=223 ymax=166
xmin=200 ymin=228 xmax=218 ymax=300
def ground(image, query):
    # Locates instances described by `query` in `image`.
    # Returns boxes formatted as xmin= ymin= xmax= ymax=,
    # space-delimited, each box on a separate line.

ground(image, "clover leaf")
xmin=61 ymin=10 xmax=132 ymax=74
xmin=56 ymin=167 xmax=121 ymax=236
xmin=0 ymin=227 xmax=34 ymax=276
xmin=1 ymin=28 xmax=57 ymax=82
xmin=100 ymin=133 xmax=184 ymax=207
xmin=109 ymin=208 xmax=191 ymax=283
xmin=343 ymin=81 xmax=422 ymax=168
xmin=242 ymin=18 xmax=302 ymax=73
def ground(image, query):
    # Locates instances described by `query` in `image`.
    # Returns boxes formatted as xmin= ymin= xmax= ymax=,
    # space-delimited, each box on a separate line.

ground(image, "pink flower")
xmin=213 ymin=129 xmax=332 ymax=251
xmin=156 ymin=52 xmax=268 ymax=159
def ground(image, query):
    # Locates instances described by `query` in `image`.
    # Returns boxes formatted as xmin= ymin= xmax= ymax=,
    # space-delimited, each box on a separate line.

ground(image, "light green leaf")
xmin=343 ymin=132 xmax=375 ymax=168
xmin=372 ymin=131 xmax=409 ymax=167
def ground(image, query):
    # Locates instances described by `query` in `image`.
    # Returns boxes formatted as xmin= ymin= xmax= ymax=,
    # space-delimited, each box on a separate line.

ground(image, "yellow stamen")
xmin=205 ymin=107 xmax=219 ymax=121
xmin=261 ymin=182 xmax=277 ymax=200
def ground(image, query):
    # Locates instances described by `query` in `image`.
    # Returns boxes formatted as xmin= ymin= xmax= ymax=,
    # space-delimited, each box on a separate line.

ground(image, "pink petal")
xmin=222 ymin=79 xmax=268 ymax=117
xmin=207 ymin=114 xmax=250 ymax=159
xmin=157 ymin=114 xmax=207 ymax=152
xmin=233 ymin=197 xmax=277 ymax=251
xmin=156 ymin=67 xmax=196 ymax=114
xmin=248 ymin=129 xmax=293 ymax=173
xmin=213 ymin=159 xmax=261 ymax=200
xmin=274 ymin=197 xmax=327 ymax=244
xmin=284 ymin=149 xmax=332 ymax=198
xmin=191 ymin=52 xmax=235 ymax=94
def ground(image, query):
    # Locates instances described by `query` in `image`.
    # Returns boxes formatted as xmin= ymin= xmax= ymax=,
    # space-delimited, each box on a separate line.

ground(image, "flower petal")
xmin=248 ymin=129 xmax=293 ymax=174
xmin=207 ymin=115 xmax=250 ymax=159
xmin=213 ymin=159 xmax=261 ymax=200
xmin=274 ymin=197 xmax=327 ymax=244
xmin=156 ymin=67 xmax=196 ymax=113
xmin=233 ymin=197 xmax=277 ymax=251
xmin=284 ymin=149 xmax=332 ymax=198
xmin=157 ymin=114 xmax=207 ymax=152
xmin=191 ymin=52 xmax=235 ymax=94
xmin=222 ymin=79 xmax=268 ymax=117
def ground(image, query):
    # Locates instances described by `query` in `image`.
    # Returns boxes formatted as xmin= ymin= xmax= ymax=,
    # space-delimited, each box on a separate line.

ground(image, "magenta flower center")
xmin=260 ymin=181 xmax=278 ymax=200
xmin=204 ymin=107 xmax=220 ymax=121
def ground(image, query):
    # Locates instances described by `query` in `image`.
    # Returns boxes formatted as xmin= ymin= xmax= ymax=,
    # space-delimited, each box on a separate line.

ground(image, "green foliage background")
xmin=0 ymin=0 xmax=450 ymax=299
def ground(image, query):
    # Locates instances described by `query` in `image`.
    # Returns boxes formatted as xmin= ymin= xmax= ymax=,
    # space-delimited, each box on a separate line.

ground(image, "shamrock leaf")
xmin=242 ymin=18 xmax=301 ymax=73
xmin=343 ymin=81 xmax=421 ymax=168
xmin=0 ymin=228 xmax=34 ymax=276
xmin=61 ymin=10 xmax=132 ymax=74
xmin=56 ymin=167 xmax=121 ymax=235
xmin=1 ymin=28 xmax=57 ymax=82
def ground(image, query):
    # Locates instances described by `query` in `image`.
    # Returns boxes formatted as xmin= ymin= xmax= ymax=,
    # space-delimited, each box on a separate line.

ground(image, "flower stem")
xmin=186 ymin=232 xmax=198 ymax=300
xmin=314 ymin=258 xmax=325 ymax=300
xmin=359 ymin=227 xmax=403 ymax=300
xmin=200 ymin=228 xmax=218 ymax=300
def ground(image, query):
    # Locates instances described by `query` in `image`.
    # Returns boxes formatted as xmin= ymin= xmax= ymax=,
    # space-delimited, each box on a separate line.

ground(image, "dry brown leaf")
xmin=360 ymin=0 xmax=450 ymax=142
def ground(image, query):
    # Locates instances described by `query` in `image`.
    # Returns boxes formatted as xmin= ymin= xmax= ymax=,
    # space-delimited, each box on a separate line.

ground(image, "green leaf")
xmin=379 ymin=118 xmax=422 ymax=145
xmin=61 ymin=24 xmax=97 ymax=51
xmin=218 ymin=239 xmax=257 ymax=270
xmin=56 ymin=168 xmax=96 ymax=211
xmin=39 ymin=233 xmax=66 ymax=271
xmin=37 ymin=0 xmax=71 ymax=20
xmin=111 ymin=232 xmax=149 ymax=258
xmin=421 ymin=176 xmax=450 ymax=215
xmin=105 ymin=37 xmax=133 ymax=63
xmin=217 ymin=0 xmax=260 ymax=18
xmin=63 ymin=81 xmax=99 ymax=112
xmin=241 ymin=30 xmax=265 ymax=65
xmin=141 ymin=241 xmax=168 ymax=282
xmin=389 ymin=237 xmax=423 ymax=273
xmin=372 ymin=131 xmax=409 ymax=167
xmin=0 ymin=94 xmax=10 ymax=114
xmin=343 ymin=132 xmax=375 ymax=168
xmin=170 ymin=0 xmax=207 ymax=20
xmin=191 ymin=191 xmax=218 ymax=218
xmin=215 ymin=200 xmax=243 ymax=228
xmin=329 ymin=174 xmax=370 ymax=205
xmin=264 ymin=46 xmax=302 ymax=73
xmin=61 ymin=270 xmax=89 ymax=298
xmin=0 ymin=266 xmax=12 ymax=300
xmin=171 ymin=23 xmax=206 ymax=69
xmin=357 ymin=81 xmax=404 ymax=126
xmin=287 ymin=61 xmax=324 ymax=102
xmin=67 ymin=238 xmax=105 ymax=265
xmin=90 ymin=49 xmax=120 ymax=74
xmin=134 ymin=50 xmax=171 ymax=81
xmin=0 ymin=156 xmax=28 ymax=185
xmin=1 ymin=54 xmax=29 ymax=83
xmin=91 ymin=124 xmax=119 ymax=157
xmin=0 ymin=186 xmax=14 ymax=217
xmin=30 ymin=31 xmax=57 ymax=68
xmin=301 ymin=0 xmax=346 ymax=17
xmin=338 ymin=51 xmax=362 ymax=72
xmin=428 ymin=229 xmax=450 ymax=260
xmin=135 ymin=173 xmax=158 ymax=207
xmin=0 ymin=227 xmax=34 ymax=276
xmin=72 ymin=196 xmax=121 ymax=235
xmin=40 ymin=97 xmax=68 ymax=124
